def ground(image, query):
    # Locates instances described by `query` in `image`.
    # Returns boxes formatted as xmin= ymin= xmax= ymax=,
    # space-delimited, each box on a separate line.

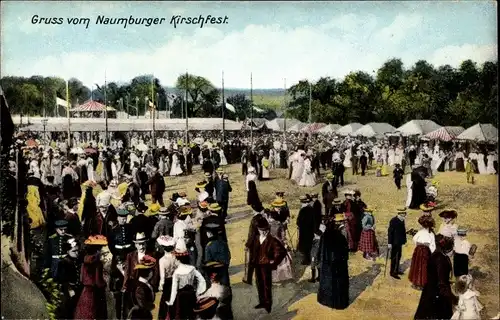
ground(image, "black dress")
xmin=317 ymin=226 xmax=349 ymax=309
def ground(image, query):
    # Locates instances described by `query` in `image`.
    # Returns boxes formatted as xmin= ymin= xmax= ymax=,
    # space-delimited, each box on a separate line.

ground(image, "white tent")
xmin=265 ymin=118 xmax=300 ymax=131
xmin=456 ymin=123 xmax=498 ymax=143
xmin=288 ymin=122 xmax=307 ymax=132
xmin=336 ymin=123 xmax=363 ymax=136
xmin=396 ymin=120 xmax=442 ymax=136
xmin=354 ymin=122 xmax=396 ymax=138
xmin=317 ymin=124 xmax=341 ymax=134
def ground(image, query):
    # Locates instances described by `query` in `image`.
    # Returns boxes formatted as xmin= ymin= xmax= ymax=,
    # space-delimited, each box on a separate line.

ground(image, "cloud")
xmin=429 ymin=44 xmax=498 ymax=68
xmin=3 ymin=14 xmax=497 ymax=88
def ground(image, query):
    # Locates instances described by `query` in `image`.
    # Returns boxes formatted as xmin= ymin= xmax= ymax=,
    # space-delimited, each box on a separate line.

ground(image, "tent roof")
xmin=288 ymin=122 xmax=307 ymax=132
xmin=265 ymin=118 xmax=300 ymax=131
xmin=355 ymin=122 xmax=396 ymax=138
xmin=423 ymin=126 xmax=465 ymax=141
xmin=19 ymin=117 xmax=242 ymax=132
xmin=336 ymin=123 xmax=363 ymax=136
xmin=456 ymin=123 xmax=498 ymax=142
xmin=300 ymin=123 xmax=327 ymax=133
xmin=396 ymin=120 xmax=442 ymax=136
xmin=70 ymin=100 xmax=116 ymax=112
xmin=317 ymin=124 xmax=342 ymax=134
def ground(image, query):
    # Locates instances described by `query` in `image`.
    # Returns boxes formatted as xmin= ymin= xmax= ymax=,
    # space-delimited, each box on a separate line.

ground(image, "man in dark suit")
xmin=243 ymin=204 xmax=265 ymax=285
xmin=387 ymin=208 xmax=407 ymax=279
xmin=146 ymin=167 xmax=165 ymax=206
xmin=321 ymin=172 xmax=337 ymax=214
xmin=215 ymin=174 xmax=232 ymax=221
xmin=204 ymin=223 xmax=231 ymax=286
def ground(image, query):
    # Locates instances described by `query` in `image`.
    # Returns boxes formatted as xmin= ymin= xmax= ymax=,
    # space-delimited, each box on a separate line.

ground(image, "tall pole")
xmin=104 ymin=71 xmax=109 ymax=146
xmin=250 ymin=72 xmax=254 ymax=146
xmin=221 ymin=71 xmax=225 ymax=143
xmin=66 ymin=80 xmax=71 ymax=149
xmin=135 ymin=96 xmax=139 ymax=119
xmin=185 ymin=72 xmax=189 ymax=145
xmin=283 ymin=78 xmax=287 ymax=141
xmin=308 ymin=81 xmax=312 ymax=123
xmin=151 ymin=76 xmax=156 ymax=147
xmin=156 ymin=93 xmax=160 ymax=119
xmin=126 ymin=94 xmax=129 ymax=119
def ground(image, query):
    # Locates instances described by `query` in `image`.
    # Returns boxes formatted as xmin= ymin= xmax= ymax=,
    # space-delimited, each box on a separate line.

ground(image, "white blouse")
xmin=454 ymin=237 xmax=471 ymax=255
xmin=168 ymin=264 xmax=207 ymax=305
xmin=173 ymin=220 xmax=188 ymax=241
xmin=159 ymin=253 xmax=179 ymax=288
xmin=413 ymin=229 xmax=436 ymax=253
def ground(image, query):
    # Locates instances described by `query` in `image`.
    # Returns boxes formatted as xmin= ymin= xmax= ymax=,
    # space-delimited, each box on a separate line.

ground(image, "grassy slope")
xmin=100 ymin=164 xmax=498 ymax=320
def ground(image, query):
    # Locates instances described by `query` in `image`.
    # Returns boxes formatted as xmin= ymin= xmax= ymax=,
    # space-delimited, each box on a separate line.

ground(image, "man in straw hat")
xmin=127 ymin=255 xmax=157 ymax=320
xmin=322 ymin=172 xmax=337 ymax=213
xmin=123 ymin=232 xmax=159 ymax=295
xmin=387 ymin=208 xmax=407 ymax=279
xmin=249 ymin=218 xmax=287 ymax=313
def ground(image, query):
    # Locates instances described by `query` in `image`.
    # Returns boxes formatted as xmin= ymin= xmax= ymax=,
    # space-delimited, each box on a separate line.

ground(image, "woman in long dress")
xmin=299 ymin=156 xmax=316 ymax=187
xmin=51 ymin=153 xmax=62 ymax=185
xmin=268 ymin=211 xmax=293 ymax=283
xmin=408 ymin=215 xmax=436 ymax=290
xmin=218 ymin=148 xmax=228 ymax=166
xmin=388 ymin=146 xmax=395 ymax=167
xmin=169 ymin=152 xmax=183 ymax=176
xmin=261 ymin=156 xmax=270 ymax=180
xmin=317 ymin=216 xmax=350 ymax=310
xmin=87 ymin=158 xmax=95 ymax=182
xmin=394 ymin=146 xmax=403 ymax=166
xmin=343 ymin=148 xmax=352 ymax=168
xmin=291 ymin=151 xmax=305 ymax=183
xmin=477 ymin=152 xmax=487 ymax=174
xmin=486 ymin=152 xmax=496 ymax=174
xmin=455 ymin=150 xmax=465 ymax=172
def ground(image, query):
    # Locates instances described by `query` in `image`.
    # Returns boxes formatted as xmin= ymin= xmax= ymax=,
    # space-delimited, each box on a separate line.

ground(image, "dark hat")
xmin=310 ymin=193 xmax=319 ymax=199
xmin=353 ymin=189 xmax=361 ymax=197
xmin=55 ymin=220 xmax=68 ymax=228
xmin=439 ymin=209 xmax=458 ymax=219
xmin=256 ymin=217 xmax=270 ymax=230
xmin=117 ymin=208 xmax=129 ymax=217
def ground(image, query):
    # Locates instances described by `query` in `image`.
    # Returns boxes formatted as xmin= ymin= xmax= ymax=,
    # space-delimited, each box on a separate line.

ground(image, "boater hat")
xmin=158 ymin=207 xmax=169 ymax=215
xmin=271 ymin=198 xmax=286 ymax=207
xmin=420 ymin=204 xmax=434 ymax=212
xmin=193 ymin=297 xmax=219 ymax=313
xmin=299 ymin=195 xmax=310 ymax=203
xmin=333 ymin=213 xmax=346 ymax=222
xmin=195 ymin=181 xmax=208 ymax=189
xmin=179 ymin=206 xmax=193 ymax=216
xmin=133 ymin=232 xmax=148 ymax=243
xmin=157 ymin=235 xmax=176 ymax=247
xmin=149 ymin=203 xmax=161 ymax=215
xmin=84 ymin=235 xmax=108 ymax=246
xmin=134 ymin=255 xmax=156 ymax=270
xmin=208 ymin=203 xmax=221 ymax=212
xmin=396 ymin=207 xmax=407 ymax=215
xmin=333 ymin=198 xmax=341 ymax=204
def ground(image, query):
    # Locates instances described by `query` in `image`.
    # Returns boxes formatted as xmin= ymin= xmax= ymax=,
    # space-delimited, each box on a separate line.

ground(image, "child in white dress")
xmin=451 ymin=274 xmax=483 ymax=320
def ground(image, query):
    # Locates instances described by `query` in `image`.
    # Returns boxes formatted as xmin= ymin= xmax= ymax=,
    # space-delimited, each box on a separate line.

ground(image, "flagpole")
xmin=185 ymin=71 xmax=189 ymax=145
xmin=152 ymin=75 xmax=156 ymax=147
xmin=221 ymin=71 xmax=225 ymax=143
xmin=308 ymin=81 xmax=312 ymax=124
xmin=283 ymin=78 xmax=287 ymax=141
xmin=104 ymin=70 xmax=108 ymax=146
xmin=66 ymin=80 xmax=71 ymax=149
xmin=250 ymin=72 xmax=254 ymax=147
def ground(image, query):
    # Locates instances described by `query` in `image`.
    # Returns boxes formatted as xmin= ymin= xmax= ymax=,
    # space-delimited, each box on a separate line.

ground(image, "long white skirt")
xmin=219 ymin=150 xmax=228 ymax=166
xmin=170 ymin=163 xmax=183 ymax=176
xmin=299 ymin=171 xmax=316 ymax=187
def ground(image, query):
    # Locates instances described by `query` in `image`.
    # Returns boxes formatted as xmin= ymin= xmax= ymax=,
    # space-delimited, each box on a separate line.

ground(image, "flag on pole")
xmin=252 ymin=105 xmax=264 ymax=113
xmin=56 ymin=97 xmax=68 ymax=108
xmin=148 ymin=99 xmax=156 ymax=110
xmin=225 ymin=101 xmax=236 ymax=113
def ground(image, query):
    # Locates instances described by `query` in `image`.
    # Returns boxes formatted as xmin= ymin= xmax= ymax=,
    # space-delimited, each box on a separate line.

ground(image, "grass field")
xmin=106 ymin=164 xmax=498 ymax=320
xmin=253 ymin=94 xmax=285 ymax=110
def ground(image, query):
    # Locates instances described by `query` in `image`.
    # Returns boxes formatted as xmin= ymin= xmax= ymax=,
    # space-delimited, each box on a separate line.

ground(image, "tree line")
xmin=0 ymin=58 xmax=497 ymax=127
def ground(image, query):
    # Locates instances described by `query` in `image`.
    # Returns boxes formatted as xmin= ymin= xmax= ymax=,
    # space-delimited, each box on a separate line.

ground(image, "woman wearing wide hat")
xmin=128 ymin=255 xmax=157 ymax=320
xmin=414 ymin=234 xmax=458 ymax=319
xmin=193 ymin=297 xmax=220 ymax=320
xmin=200 ymin=261 xmax=234 ymax=320
xmin=167 ymin=239 xmax=207 ymax=320
xmin=74 ymin=235 xmax=108 ymax=320
xmin=437 ymin=209 xmax=459 ymax=241
xmin=408 ymin=215 xmax=436 ymax=290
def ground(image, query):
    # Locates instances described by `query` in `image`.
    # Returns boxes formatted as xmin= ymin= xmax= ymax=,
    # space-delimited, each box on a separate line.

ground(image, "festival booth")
xmin=353 ymin=122 xmax=396 ymax=140
xmin=455 ymin=123 xmax=498 ymax=154
xmin=265 ymin=118 xmax=301 ymax=132
xmin=336 ymin=123 xmax=363 ymax=136
xmin=70 ymin=100 xmax=117 ymax=118
xmin=300 ymin=122 xmax=327 ymax=134
xmin=422 ymin=126 xmax=465 ymax=142
xmin=390 ymin=119 xmax=442 ymax=146
xmin=288 ymin=122 xmax=307 ymax=132
xmin=316 ymin=124 xmax=342 ymax=135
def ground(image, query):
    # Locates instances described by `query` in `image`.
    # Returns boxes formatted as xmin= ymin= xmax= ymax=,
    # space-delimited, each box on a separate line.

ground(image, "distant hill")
xmin=164 ymin=87 xmax=286 ymax=109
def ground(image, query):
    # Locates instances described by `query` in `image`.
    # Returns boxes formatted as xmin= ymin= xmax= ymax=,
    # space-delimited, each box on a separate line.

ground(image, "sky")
xmin=1 ymin=1 xmax=497 ymax=89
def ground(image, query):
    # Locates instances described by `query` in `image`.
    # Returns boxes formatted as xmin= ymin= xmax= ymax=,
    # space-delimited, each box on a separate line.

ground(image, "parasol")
xmin=84 ymin=147 xmax=97 ymax=154
xmin=136 ymin=143 xmax=148 ymax=152
xmin=70 ymin=147 xmax=85 ymax=155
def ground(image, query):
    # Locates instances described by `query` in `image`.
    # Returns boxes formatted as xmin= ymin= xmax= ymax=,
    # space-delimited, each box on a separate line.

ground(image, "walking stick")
xmin=243 ymin=248 xmax=248 ymax=282
xmin=286 ymin=228 xmax=296 ymax=253
xmin=384 ymin=245 xmax=390 ymax=277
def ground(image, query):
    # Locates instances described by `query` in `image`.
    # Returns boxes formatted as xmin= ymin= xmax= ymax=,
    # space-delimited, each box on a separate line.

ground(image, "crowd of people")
xmin=5 ymin=128 xmax=497 ymax=320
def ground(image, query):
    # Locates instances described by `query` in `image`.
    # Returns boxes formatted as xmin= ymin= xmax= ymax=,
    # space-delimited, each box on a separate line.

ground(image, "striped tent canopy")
xmin=423 ymin=126 xmax=465 ymax=141
xmin=70 ymin=100 xmax=116 ymax=112
xmin=300 ymin=122 xmax=327 ymax=133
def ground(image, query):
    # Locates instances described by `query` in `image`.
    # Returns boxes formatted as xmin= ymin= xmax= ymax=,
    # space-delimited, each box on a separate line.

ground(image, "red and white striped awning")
xmin=423 ymin=126 xmax=465 ymax=141
xmin=70 ymin=100 xmax=116 ymax=112
xmin=300 ymin=123 xmax=327 ymax=133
